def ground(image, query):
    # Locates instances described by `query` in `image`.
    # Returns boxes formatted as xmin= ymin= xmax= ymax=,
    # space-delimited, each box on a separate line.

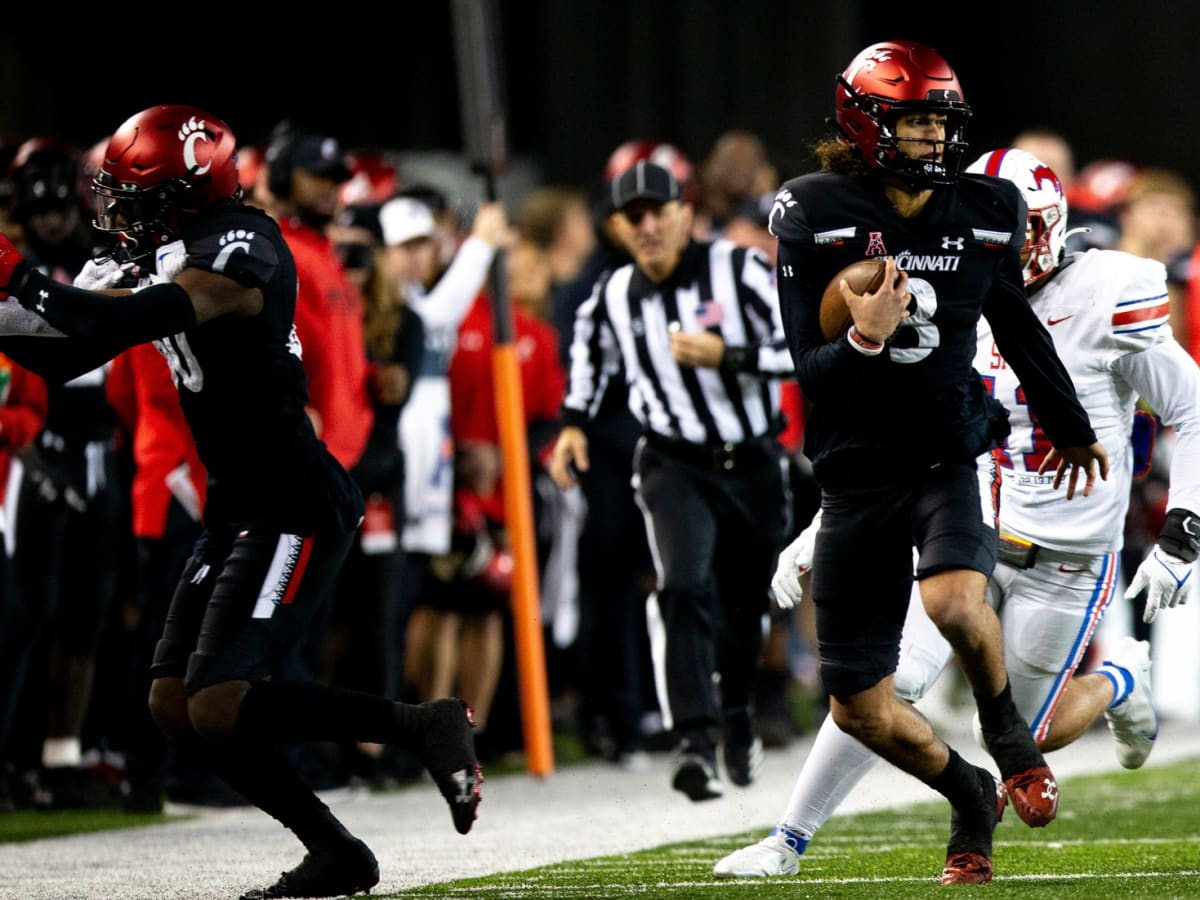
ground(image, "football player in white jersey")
xmin=713 ymin=147 xmax=1200 ymax=879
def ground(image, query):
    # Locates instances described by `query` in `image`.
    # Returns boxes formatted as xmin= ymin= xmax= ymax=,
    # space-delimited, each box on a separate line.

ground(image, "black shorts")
xmin=150 ymin=523 xmax=353 ymax=693
xmin=812 ymin=459 xmax=997 ymax=698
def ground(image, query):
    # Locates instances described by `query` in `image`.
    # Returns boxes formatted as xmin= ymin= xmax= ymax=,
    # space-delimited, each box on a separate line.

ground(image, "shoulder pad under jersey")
xmin=183 ymin=209 xmax=281 ymax=289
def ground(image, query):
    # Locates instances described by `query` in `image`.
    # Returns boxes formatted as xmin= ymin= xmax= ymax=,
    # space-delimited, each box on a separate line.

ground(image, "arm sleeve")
xmin=982 ymin=278 xmax=1096 ymax=448
xmin=409 ymin=237 xmax=496 ymax=330
xmin=13 ymin=268 xmax=196 ymax=350
xmin=0 ymin=333 xmax=126 ymax=384
xmin=1114 ymin=338 xmax=1200 ymax=515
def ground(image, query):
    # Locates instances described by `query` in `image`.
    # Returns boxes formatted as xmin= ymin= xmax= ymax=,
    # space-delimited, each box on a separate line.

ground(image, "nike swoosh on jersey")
xmin=1047 ymin=315 xmax=1075 ymax=326
xmin=1058 ymin=563 xmax=1089 ymax=573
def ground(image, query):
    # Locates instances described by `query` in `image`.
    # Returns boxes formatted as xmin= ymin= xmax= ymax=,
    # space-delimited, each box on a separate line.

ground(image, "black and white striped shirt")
xmin=561 ymin=238 xmax=794 ymax=446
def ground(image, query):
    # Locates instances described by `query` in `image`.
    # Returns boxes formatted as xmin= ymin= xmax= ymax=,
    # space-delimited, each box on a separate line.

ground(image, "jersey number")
xmin=979 ymin=376 xmax=1052 ymax=471
xmin=887 ymin=278 xmax=940 ymax=364
xmin=155 ymin=332 xmax=205 ymax=392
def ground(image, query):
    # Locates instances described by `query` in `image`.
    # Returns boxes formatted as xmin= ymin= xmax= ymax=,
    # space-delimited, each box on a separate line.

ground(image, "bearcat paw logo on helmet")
xmin=179 ymin=117 xmax=213 ymax=176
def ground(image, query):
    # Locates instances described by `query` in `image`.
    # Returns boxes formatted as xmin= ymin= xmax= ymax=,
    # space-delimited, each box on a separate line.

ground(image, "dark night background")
xmin=1 ymin=4 xmax=1196 ymax=197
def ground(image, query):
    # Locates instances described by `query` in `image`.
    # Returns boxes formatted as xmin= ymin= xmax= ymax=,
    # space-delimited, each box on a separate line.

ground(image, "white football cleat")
xmin=713 ymin=828 xmax=802 ymax=878
xmin=1103 ymin=637 xmax=1158 ymax=769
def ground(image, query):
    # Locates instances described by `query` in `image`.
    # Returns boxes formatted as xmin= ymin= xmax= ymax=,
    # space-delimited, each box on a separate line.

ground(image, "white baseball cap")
xmin=380 ymin=197 xmax=436 ymax=246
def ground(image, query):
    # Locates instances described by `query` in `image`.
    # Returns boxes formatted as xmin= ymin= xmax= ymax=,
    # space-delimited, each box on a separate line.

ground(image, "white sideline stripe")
xmin=428 ymin=869 xmax=1200 ymax=893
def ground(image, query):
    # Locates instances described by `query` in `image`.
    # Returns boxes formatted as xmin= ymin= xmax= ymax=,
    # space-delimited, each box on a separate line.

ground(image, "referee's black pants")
xmin=634 ymin=437 xmax=789 ymax=746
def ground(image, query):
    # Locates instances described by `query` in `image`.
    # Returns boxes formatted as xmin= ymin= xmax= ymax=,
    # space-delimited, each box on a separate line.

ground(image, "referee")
xmin=550 ymin=161 xmax=793 ymax=802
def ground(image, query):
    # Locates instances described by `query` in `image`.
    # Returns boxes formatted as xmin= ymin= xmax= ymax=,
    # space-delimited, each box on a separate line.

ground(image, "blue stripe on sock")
xmin=772 ymin=825 xmax=809 ymax=855
xmin=1098 ymin=663 xmax=1133 ymax=707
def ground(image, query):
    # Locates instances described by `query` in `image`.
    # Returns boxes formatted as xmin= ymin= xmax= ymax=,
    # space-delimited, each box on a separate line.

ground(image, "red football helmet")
xmin=8 ymin=137 xmax=80 ymax=223
xmin=339 ymin=150 xmax=399 ymax=207
xmin=603 ymin=139 xmax=696 ymax=204
xmin=832 ymin=40 xmax=971 ymax=186
xmin=92 ymin=105 xmax=242 ymax=263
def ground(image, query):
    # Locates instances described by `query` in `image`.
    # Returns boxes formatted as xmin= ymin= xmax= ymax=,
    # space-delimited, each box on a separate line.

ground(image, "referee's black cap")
xmin=611 ymin=161 xmax=681 ymax=211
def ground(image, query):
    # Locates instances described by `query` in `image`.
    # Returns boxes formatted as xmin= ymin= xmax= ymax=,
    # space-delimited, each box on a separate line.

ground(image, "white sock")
xmin=780 ymin=712 xmax=880 ymax=838
xmin=42 ymin=737 xmax=82 ymax=768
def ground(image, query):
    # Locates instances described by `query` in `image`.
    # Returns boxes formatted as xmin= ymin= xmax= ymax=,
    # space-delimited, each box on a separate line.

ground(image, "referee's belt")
xmin=645 ymin=433 xmax=777 ymax=473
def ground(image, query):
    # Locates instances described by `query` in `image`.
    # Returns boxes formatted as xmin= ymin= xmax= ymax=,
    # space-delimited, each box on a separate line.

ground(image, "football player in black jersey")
xmin=768 ymin=42 xmax=1108 ymax=884
xmin=0 ymin=105 xmax=481 ymax=900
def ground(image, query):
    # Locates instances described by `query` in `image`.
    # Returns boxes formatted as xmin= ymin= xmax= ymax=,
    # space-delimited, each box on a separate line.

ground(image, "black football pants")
xmin=633 ymin=441 xmax=788 ymax=744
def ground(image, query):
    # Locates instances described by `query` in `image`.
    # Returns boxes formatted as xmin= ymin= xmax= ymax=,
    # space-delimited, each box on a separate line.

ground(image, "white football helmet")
xmin=967 ymin=147 xmax=1068 ymax=286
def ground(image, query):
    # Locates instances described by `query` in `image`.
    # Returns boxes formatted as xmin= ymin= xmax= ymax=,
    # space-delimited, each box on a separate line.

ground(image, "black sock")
xmin=235 ymin=681 xmax=406 ymax=745
xmin=975 ymin=680 xmax=1021 ymax=737
xmin=974 ymin=680 xmax=1043 ymax=776
xmin=927 ymin=747 xmax=981 ymax=810
xmin=177 ymin=732 xmax=351 ymax=851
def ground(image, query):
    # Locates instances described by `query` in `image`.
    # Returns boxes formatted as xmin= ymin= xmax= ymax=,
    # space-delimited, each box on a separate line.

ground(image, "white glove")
xmin=771 ymin=513 xmax=820 ymax=610
xmin=73 ymin=257 xmax=128 ymax=291
xmin=1126 ymin=545 xmax=1195 ymax=624
xmin=154 ymin=239 xmax=188 ymax=281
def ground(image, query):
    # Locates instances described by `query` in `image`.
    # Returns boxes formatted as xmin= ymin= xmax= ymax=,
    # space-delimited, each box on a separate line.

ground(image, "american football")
xmin=820 ymin=258 xmax=888 ymax=341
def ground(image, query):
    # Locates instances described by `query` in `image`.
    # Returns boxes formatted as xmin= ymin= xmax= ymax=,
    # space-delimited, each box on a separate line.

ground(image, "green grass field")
xmin=4 ymin=758 xmax=1198 ymax=897
xmin=395 ymin=758 xmax=1200 ymax=898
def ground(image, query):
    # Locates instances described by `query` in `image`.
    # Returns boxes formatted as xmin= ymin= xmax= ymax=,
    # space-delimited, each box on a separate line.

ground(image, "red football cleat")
xmin=941 ymin=851 xmax=993 ymax=885
xmin=1004 ymin=765 xmax=1058 ymax=827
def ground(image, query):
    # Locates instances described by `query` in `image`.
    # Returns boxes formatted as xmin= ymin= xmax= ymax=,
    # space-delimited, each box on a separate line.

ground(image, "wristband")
xmin=846 ymin=325 xmax=885 ymax=356
xmin=1158 ymin=507 xmax=1200 ymax=563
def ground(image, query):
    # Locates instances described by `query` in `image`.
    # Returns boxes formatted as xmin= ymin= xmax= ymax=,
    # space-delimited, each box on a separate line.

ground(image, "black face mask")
xmin=336 ymin=242 xmax=375 ymax=272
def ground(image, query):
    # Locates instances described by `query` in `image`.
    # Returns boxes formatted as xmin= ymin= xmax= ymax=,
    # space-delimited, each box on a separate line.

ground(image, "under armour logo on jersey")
xmin=865 ymin=232 xmax=888 ymax=256
xmin=35 ymin=289 xmax=48 ymax=313
xmin=213 ymin=230 xmax=256 ymax=273
xmin=941 ymin=236 xmax=964 ymax=250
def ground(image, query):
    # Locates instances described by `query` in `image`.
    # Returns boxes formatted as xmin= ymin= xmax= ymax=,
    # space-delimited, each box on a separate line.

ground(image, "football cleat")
xmin=1003 ymin=766 xmax=1058 ymax=827
xmin=415 ymin=699 xmax=484 ymax=835
xmin=942 ymin=767 xmax=1006 ymax=886
xmin=238 ymin=838 xmax=379 ymax=899
xmin=941 ymin=851 xmax=993 ymax=885
xmin=1103 ymin=637 xmax=1158 ymax=769
xmin=670 ymin=750 xmax=723 ymax=802
xmin=981 ymin=715 xmax=1058 ymax=827
xmin=722 ymin=736 xmax=764 ymax=787
xmin=712 ymin=827 xmax=804 ymax=878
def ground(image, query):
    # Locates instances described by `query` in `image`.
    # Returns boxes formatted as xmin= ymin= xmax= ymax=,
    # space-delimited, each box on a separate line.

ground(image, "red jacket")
xmin=0 ymin=353 xmax=47 ymax=504
xmin=449 ymin=293 xmax=566 ymax=521
xmin=1185 ymin=242 xmax=1200 ymax=363
xmin=106 ymin=345 xmax=207 ymax=538
xmin=280 ymin=217 xmax=373 ymax=471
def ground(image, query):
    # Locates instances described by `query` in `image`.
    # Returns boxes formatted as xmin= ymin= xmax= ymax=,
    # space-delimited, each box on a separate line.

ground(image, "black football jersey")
xmin=159 ymin=205 xmax=363 ymax=534
xmin=770 ymin=171 xmax=1095 ymax=483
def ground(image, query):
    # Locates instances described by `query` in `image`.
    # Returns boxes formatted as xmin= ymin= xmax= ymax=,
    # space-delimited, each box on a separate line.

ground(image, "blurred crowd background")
xmin=1 ymin=7 xmax=1200 ymax=815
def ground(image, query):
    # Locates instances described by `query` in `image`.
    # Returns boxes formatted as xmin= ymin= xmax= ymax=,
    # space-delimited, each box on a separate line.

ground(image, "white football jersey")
xmin=975 ymin=249 xmax=1200 ymax=554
